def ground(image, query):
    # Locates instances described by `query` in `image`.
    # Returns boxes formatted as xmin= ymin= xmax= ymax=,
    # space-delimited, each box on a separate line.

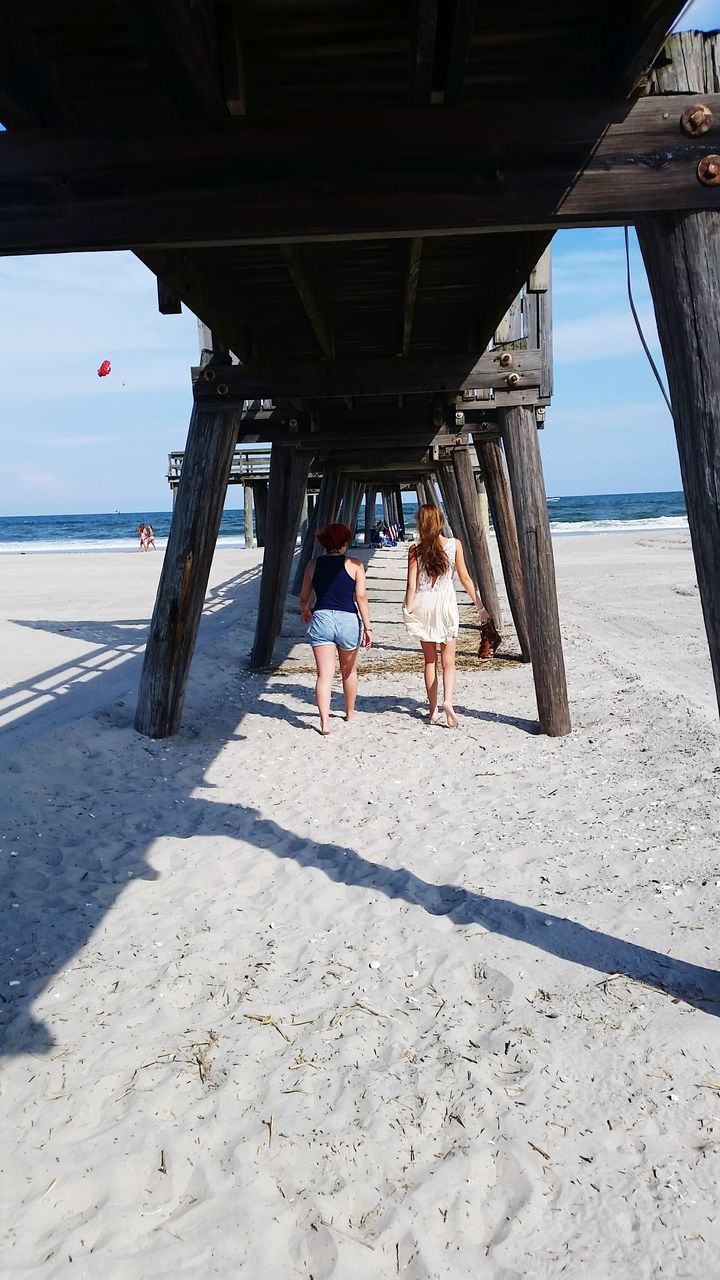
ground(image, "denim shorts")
xmin=307 ymin=608 xmax=362 ymax=650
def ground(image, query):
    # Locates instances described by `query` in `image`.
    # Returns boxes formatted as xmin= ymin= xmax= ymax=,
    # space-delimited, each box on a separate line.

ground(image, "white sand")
xmin=1 ymin=532 xmax=720 ymax=1278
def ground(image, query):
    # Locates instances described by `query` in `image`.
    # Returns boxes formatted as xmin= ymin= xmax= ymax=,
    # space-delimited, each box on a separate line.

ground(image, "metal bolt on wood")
xmin=505 ymin=371 xmax=520 ymax=386
xmin=681 ymin=103 xmax=713 ymax=136
xmin=217 ymin=383 xmax=229 ymax=395
xmin=203 ymin=367 xmax=216 ymax=381
xmin=698 ymin=154 xmax=720 ymax=185
xmin=498 ymin=351 xmax=513 ymax=367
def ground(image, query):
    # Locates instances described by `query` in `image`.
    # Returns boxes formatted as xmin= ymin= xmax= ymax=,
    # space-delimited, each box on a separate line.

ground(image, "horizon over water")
xmin=0 ymin=491 xmax=687 ymax=555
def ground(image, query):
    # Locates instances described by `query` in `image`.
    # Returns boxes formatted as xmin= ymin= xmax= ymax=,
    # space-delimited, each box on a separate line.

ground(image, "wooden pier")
xmin=2 ymin=9 xmax=719 ymax=742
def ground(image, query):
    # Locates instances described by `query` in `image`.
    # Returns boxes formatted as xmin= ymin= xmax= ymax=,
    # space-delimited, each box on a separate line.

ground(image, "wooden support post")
xmin=381 ymin=491 xmax=390 ymax=527
xmin=299 ymin=489 xmax=309 ymax=543
xmin=135 ymin=402 xmax=241 ymax=737
xmin=364 ymin=486 xmax=377 ymax=546
xmin=474 ymin=474 xmax=490 ymax=537
xmin=347 ymin=483 xmax=364 ymax=542
xmin=634 ymin=30 xmax=720 ymax=719
xmin=291 ymin=463 xmax=338 ymax=593
xmin=243 ymin=482 xmax=254 ymax=549
xmin=475 ymin=438 xmax=531 ymax=661
xmin=499 ymin=405 xmax=570 ymax=736
xmin=338 ymin=476 xmax=355 ymax=526
xmin=451 ymin=448 xmax=502 ymax=633
xmin=393 ymin=484 xmax=404 ymax=534
xmin=253 ymin=480 xmax=268 ymax=547
xmin=437 ymin=463 xmax=470 ymax=545
xmin=427 ymin=473 xmax=451 ymax=535
xmin=250 ymin=445 xmax=311 ymax=668
xmin=416 ymin=480 xmax=428 ymax=508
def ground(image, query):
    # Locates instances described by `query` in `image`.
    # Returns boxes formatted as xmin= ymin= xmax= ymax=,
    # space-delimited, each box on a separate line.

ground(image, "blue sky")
xmin=0 ymin=0 xmax=718 ymax=516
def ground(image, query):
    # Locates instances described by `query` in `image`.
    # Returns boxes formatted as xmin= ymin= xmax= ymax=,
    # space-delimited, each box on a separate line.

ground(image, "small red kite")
xmin=97 ymin=359 xmax=112 ymax=378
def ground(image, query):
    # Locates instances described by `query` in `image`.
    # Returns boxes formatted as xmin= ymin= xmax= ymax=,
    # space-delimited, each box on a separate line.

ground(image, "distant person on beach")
xmin=145 ymin=523 xmax=156 ymax=550
xmin=402 ymin=504 xmax=489 ymax=728
xmin=300 ymin=522 xmax=373 ymax=736
xmin=136 ymin=523 xmax=148 ymax=552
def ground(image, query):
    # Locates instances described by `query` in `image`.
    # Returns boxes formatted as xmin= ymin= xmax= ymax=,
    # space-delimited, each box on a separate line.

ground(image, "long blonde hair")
xmin=415 ymin=504 xmax=448 ymax=583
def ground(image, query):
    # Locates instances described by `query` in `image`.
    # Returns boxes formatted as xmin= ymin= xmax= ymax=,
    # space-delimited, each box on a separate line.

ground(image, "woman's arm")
xmin=299 ymin=560 xmax=317 ymax=623
xmin=348 ymin=559 xmax=373 ymax=645
xmin=455 ymin=541 xmax=490 ymax=619
xmin=404 ymin=545 xmax=418 ymax=611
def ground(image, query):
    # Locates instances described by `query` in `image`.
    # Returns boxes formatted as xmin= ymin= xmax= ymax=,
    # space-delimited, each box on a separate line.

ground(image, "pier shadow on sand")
xmin=2 ymin=549 xmax=717 ymax=1060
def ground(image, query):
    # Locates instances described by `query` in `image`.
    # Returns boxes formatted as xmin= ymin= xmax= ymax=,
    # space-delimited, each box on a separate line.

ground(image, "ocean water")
xmin=0 ymin=492 xmax=687 ymax=555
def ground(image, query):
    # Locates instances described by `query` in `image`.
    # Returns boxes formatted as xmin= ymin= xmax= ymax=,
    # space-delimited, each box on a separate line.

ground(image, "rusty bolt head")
xmin=498 ymin=351 xmax=513 ymax=367
xmin=203 ymin=367 xmax=216 ymax=381
xmin=505 ymin=372 xmax=520 ymax=387
xmin=682 ymin=103 xmax=713 ymax=136
xmin=217 ymin=383 xmax=229 ymax=396
xmin=698 ymin=154 xmax=720 ymax=185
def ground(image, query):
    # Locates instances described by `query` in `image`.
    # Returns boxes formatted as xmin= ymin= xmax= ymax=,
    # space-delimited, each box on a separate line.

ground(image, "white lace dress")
xmin=402 ymin=537 xmax=460 ymax=643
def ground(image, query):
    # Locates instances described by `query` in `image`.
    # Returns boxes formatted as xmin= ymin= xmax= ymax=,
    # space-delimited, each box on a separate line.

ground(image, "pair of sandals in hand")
xmin=479 ymin=616 xmax=502 ymax=661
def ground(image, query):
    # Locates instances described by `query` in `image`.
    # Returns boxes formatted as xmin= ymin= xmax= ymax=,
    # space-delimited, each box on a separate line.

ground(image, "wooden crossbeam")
xmin=239 ymin=428 xmax=468 ymax=450
xmin=279 ymin=244 xmax=335 ymax=359
xmin=3 ymin=97 xmax=720 ymax=255
xmin=115 ymin=0 xmax=228 ymax=119
xmin=410 ymin=0 xmax=440 ymax=104
xmin=192 ymin=350 xmax=541 ymax=401
xmin=401 ymin=237 xmax=424 ymax=357
xmin=443 ymin=0 xmax=476 ymax=105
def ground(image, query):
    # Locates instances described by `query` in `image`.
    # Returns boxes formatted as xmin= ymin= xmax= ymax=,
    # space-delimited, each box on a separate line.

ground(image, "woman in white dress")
xmin=402 ymin=504 xmax=489 ymax=727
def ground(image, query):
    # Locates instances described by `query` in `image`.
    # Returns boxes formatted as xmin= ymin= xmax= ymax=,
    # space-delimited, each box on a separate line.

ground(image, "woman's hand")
xmin=477 ymin=603 xmax=490 ymax=623
xmin=300 ymin=606 xmax=313 ymax=624
xmin=362 ymin=626 xmax=373 ymax=649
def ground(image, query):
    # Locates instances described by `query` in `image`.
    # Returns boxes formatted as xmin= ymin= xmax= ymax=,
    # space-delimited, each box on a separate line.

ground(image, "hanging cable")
xmin=624 ymin=225 xmax=673 ymax=415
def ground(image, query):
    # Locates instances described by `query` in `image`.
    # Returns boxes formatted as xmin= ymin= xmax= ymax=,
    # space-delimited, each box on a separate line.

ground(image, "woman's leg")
xmin=420 ymin=641 xmax=440 ymax=720
xmin=440 ymin=639 xmax=458 ymax=727
xmin=312 ymin=644 xmax=336 ymax=734
xmin=338 ymin=647 xmax=360 ymax=720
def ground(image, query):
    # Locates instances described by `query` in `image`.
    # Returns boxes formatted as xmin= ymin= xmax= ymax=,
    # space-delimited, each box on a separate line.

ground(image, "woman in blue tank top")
xmin=300 ymin=522 xmax=373 ymax=735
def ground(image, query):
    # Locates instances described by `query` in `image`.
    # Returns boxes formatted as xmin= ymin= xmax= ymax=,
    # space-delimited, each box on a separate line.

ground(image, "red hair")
xmin=316 ymin=522 xmax=353 ymax=552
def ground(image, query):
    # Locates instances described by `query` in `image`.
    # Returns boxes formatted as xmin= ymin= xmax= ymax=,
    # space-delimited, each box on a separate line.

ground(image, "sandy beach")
xmin=2 ymin=530 xmax=720 ymax=1278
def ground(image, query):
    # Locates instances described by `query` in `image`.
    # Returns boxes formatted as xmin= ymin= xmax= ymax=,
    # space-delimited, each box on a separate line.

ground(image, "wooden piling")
xmin=475 ymin=438 xmax=531 ymax=661
xmin=243 ymin=482 xmax=254 ymax=550
xmin=635 ymin=31 xmax=720 ymax=717
xmin=364 ymin=485 xmax=377 ymax=545
xmin=253 ymin=479 xmax=268 ymax=548
xmin=451 ymin=447 xmax=502 ymax=633
xmin=499 ymin=404 xmax=571 ymax=736
xmin=135 ymin=403 xmax=241 ymax=737
xmin=250 ymin=444 xmax=311 ymax=667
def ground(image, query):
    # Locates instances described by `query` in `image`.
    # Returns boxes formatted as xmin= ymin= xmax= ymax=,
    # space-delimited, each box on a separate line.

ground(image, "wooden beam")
xmin=3 ymin=97 xmax=720 ymax=255
xmin=410 ymin=0 xmax=440 ymax=104
xmin=0 ymin=4 xmax=73 ymax=128
xmin=135 ymin=401 xmax=242 ymax=737
xmin=279 ymin=244 xmax=335 ymax=359
xmin=249 ymin=446 xmax=312 ymax=668
xmin=474 ymin=438 xmax=531 ymax=660
xmin=192 ymin=350 xmax=542 ymax=402
xmin=443 ymin=0 xmax=477 ymax=105
xmin=215 ymin=1 xmax=247 ymax=116
xmin=157 ymin=278 xmax=183 ymax=315
xmin=499 ymin=404 xmax=570 ymax=736
xmin=138 ymin=248 xmax=252 ymax=361
xmin=401 ymin=237 xmax=424 ymax=357
xmin=451 ymin=447 xmax=502 ymax=633
xmin=115 ymin=0 xmax=228 ymax=119
xmin=636 ymin=30 xmax=720 ymax=718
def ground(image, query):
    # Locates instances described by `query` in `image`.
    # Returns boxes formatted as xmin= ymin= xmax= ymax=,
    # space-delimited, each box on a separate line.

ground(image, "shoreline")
xmin=0 ymin=516 xmax=691 ymax=556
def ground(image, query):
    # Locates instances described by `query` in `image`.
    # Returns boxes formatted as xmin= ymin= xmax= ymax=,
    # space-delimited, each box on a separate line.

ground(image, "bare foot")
xmin=344 ymin=710 xmax=357 ymax=722
xmin=428 ymin=710 xmax=442 ymax=724
xmin=443 ymin=702 xmax=459 ymax=729
xmin=317 ymin=724 xmax=332 ymax=736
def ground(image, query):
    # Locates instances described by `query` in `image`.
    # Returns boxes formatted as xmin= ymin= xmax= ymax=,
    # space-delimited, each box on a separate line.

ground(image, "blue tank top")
xmin=313 ymin=556 xmax=357 ymax=613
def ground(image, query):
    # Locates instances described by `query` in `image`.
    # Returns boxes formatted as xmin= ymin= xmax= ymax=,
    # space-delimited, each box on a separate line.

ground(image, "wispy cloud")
xmin=554 ymin=306 xmax=661 ymax=364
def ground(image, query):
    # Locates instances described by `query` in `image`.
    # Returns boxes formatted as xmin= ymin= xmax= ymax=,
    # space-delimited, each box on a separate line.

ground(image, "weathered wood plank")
xmin=451 ymin=447 xmax=502 ymax=632
xmin=279 ymin=244 xmax=335 ymax=359
xmin=410 ymin=0 xmax=440 ymax=104
xmin=253 ymin=479 xmax=268 ymax=547
xmin=499 ymin=404 xmax=570 ymax=736
xmin=157 ymin=278 xmax=183 ymax=315
xmin=192 ymin=350 xmax=542 ymax=401
xmin=243 ymin=482 xmax=254 ymax=549
xmin=402 ymin=237 xmax=424 ymax=357
xmin=249 ymin=446 xmax=311 ymax=667
xmin=475 ymin=438 xmax=531 ymax=660
xmin=636 ymin=30 xmax=720 ymax=717
xmin=3 ymin=96 xmax=720 ymax=254
xmin=135 ymin=402 xmax=241 ymax=737
xmin=115 ymin=0 xmax=228 ymax=119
